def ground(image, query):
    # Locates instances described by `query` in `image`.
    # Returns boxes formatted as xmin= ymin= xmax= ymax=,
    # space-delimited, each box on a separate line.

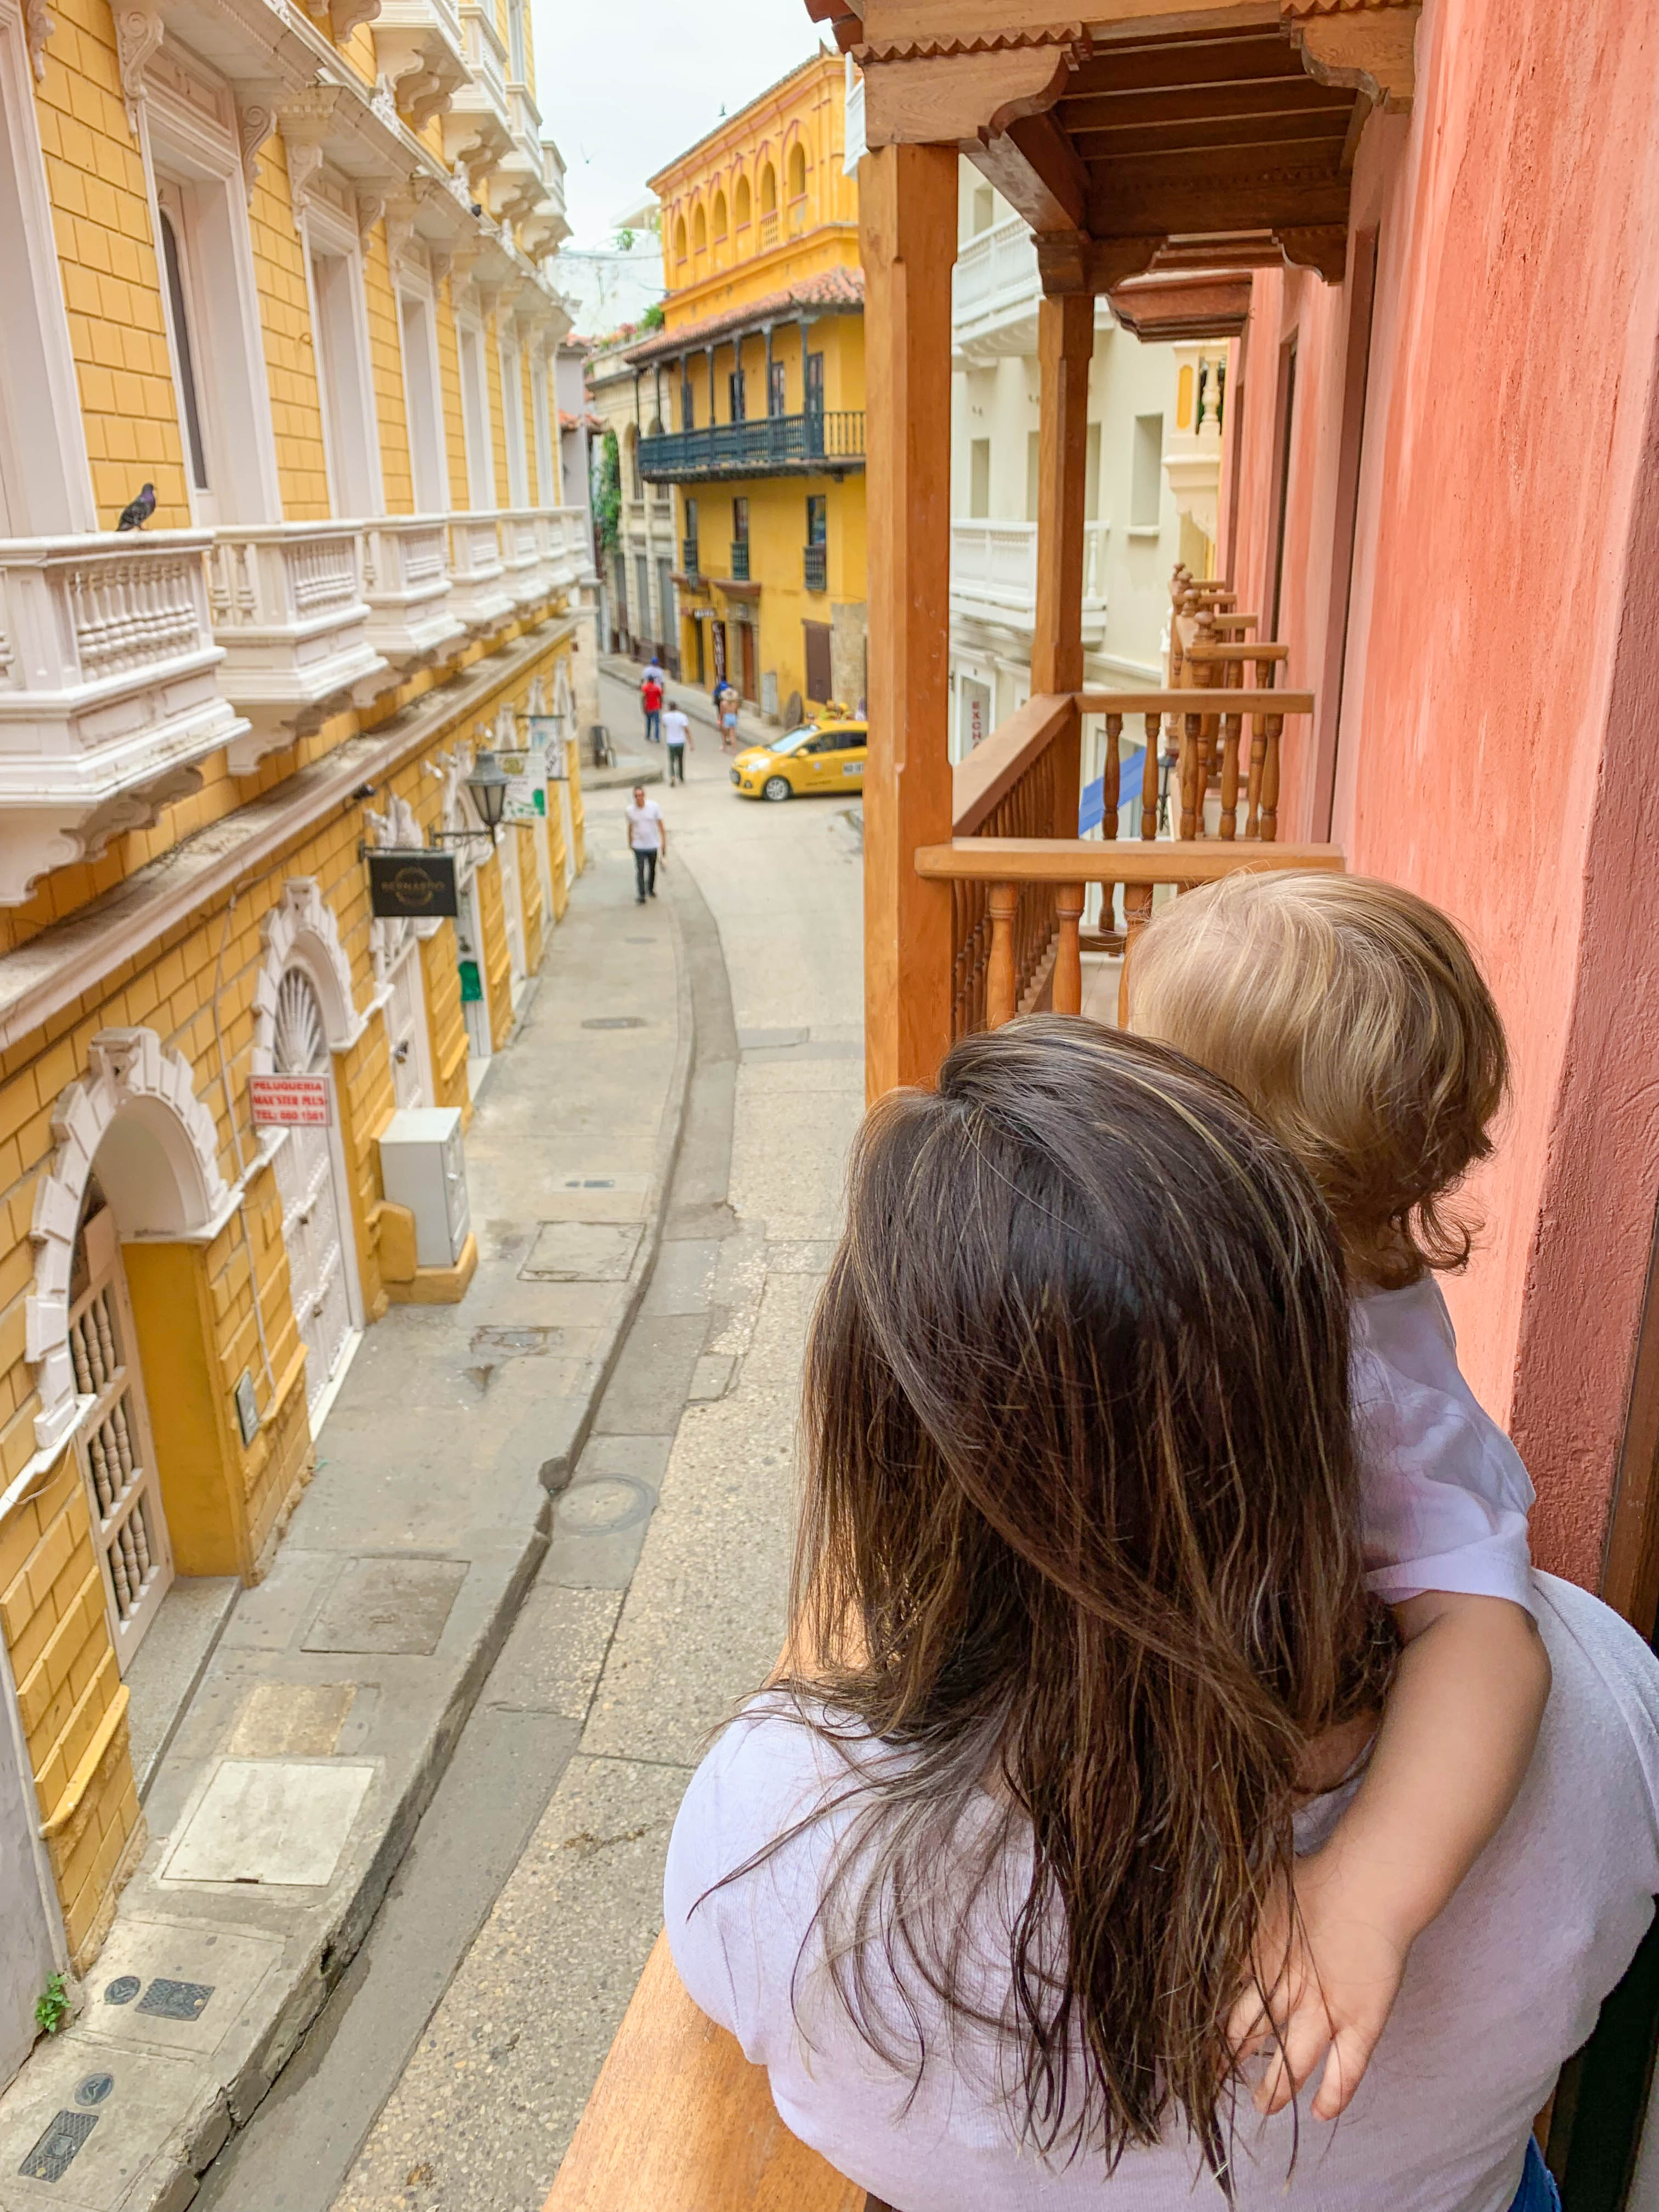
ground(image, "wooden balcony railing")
xmin=939 ymin=685 xmax=1315 ymax=1039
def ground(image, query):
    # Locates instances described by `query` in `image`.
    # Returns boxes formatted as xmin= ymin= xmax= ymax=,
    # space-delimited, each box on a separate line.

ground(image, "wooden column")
xmin=860 ymin=142 xmax=957 ymax=1101
xmin=1032 ymin=291 xmax=1094 ymax=838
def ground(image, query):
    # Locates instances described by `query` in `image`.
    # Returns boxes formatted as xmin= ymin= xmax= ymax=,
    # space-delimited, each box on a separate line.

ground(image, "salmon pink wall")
xmin=1224 ymin=0 xmax=1659 ymax=1584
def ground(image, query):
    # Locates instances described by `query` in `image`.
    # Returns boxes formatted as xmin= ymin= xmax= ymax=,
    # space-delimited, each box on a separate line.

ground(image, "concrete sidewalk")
xmin=0 ymin=840 xmax=691 ymax=2212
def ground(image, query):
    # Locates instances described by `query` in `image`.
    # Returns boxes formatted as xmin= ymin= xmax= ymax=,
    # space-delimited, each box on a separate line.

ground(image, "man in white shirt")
xmin=625 ymin=785 xmax=666 ymax=904
xmin=662 ymin=700 xmax=692 ymax=785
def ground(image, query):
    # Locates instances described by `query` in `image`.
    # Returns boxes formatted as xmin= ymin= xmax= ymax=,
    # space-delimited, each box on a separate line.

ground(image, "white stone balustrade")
xmin=363 ymin=516 xmax=465 ymax=672
xmin=447 ymin=513 xmax=515 ymax=631
xmin=540 ymin=508 xmax=588 ymax=587
xmin=950 ymin=520 xmax=1111 ymax=644
xmin=0 ymin=532 xmax=245 ymax=902
xmin=952 ymin=217 xmax=1117 ymax=365
xmin=208 ymin=522 xmax=385 ymax=772
xmin=498 ymin=510 xmax=546 ymax=606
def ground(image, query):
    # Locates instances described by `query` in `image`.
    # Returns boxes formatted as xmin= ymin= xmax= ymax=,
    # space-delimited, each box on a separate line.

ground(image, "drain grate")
xmin=103 ymin=1975 xmax=140 ymax=2006
xmin=580 ymin=1017 xmax=645 ymax=1030
xmin=137 ymin=1979 xmax=214 ymax=2021
xmin=19 ymin=2110 xmax=97 ymax=2182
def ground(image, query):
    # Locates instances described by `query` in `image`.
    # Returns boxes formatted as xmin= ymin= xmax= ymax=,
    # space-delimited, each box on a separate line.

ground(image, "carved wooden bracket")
xmin=860 ymin=27 xmax=1090 ymax=150
xmin=278 ymin=87 xmax=342 ymax=229
xmin=237 ymin=101 xmax=274 ymax=205
xmin=23 ymin=0 xmax=55 ymax=80
xmin=1282 ymin=0 xmax=1419 ymax=112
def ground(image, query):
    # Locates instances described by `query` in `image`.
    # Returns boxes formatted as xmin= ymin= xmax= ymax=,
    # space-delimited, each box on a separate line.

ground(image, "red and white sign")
xmin=250 ymin=1074 xmax=331 ymax=1128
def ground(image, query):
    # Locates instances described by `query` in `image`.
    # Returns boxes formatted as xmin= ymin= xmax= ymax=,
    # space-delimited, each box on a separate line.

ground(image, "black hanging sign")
xmin=369 ymin=849 xmax=459 ymax=919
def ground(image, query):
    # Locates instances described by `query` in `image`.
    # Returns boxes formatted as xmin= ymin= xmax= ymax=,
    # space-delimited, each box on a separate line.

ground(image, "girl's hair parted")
xmin=768 ymin=1017 xmax=1395 ymax=2185
xmin=1127 ymin=870 xmax=1509 ymax=1288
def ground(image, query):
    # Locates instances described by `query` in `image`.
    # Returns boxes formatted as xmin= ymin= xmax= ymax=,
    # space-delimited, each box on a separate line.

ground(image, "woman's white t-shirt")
xmin=666 ymin=1574 xmax=1659 ymax=2211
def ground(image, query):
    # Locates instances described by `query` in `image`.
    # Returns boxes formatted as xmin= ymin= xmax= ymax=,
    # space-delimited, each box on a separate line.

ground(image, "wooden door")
xmin=495 ymin=831 xmax=527 ymax=997
xmin=71 ymin=1205 xmax=172 ymax=1666
xmin=739 ymin=621 xmax=757 ymax=702
xmin=271 ymin=969 xmax=354 ymax=1424
xmin=385 ymin=941 xmax=431 ymax=1110
xmin=803 ymin=619 xmax=832 ymax=705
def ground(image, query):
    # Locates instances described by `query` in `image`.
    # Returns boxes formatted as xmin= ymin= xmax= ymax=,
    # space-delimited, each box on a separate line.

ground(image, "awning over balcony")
xmin=805 ymin=0 xmax=1420 ymax=289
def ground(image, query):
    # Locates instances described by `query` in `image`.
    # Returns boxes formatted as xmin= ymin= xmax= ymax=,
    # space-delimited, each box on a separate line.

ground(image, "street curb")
xmin=108 ymin=884 xmax=702 ymax=2212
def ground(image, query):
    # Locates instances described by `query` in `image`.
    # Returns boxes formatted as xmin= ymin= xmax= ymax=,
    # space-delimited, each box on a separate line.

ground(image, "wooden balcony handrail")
xmin=918 ymin=840 xmax=1345 ymax=1028
xmin=1076 ymin=687 xmax=1312 ymax=716
xmin=544 ymin=1930 xmax=866 ymax=2212
xmin=1181 ymin=639 xmax=1291 ymax=663
xmin=952 ymin=691 xmax=1072 ymax=836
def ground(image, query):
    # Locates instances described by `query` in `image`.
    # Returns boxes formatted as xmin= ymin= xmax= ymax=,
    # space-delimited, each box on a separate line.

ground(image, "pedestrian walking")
xmin=640 ymin=663 xmax=664 ymax=746
xmin=718 ymin=682 xmax=741 ymax=751
xmin=662 ymin=698 xmax=691 ymax=785
xmin=625 ymin=785 xmax=666 ymax=903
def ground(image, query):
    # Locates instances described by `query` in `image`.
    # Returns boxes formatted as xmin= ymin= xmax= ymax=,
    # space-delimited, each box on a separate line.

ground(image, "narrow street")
xmin=190 ymin=669 xmax=866 ymax=2212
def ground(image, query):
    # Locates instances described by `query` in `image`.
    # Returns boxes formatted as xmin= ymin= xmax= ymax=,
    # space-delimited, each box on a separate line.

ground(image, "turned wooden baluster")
xmin=1179 ymin=710 xmax=1204 ymax=840
xmin=1054 ymin=884 xmax=1085 ymax=1015
xmin=1219 ymin=701 xmax=1242 ymax=838
xmin=1121 ymin=712 xmax=1161 ymax=943
xmin=1260 ymin=712 xmax=1283 ymax=842
xmin=1243 ymin=654 xmax=1278 ymax=840
xmin=986 ymin=883 xmax=1019 ymax=1028
xmin=1099 ymin=713 xmax=1122 ymax=932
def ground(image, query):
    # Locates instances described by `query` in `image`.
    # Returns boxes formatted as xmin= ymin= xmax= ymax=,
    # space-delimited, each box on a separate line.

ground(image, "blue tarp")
xmin=1079 ymin=747 xmax=1147 ymax=836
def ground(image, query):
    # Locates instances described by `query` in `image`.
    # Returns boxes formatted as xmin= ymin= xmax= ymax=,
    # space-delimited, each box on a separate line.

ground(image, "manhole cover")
xmin=554 ymin=1476 xmax=653 ymax=1535
xmin=580 ymin=1016 xmax=646 ymax=1030
xmin=104 ymin=1975 xmax=140 ymax=2006
xmin=469 ymin=1326 xmax=554 ymax=1357
xmin=137 ymin=1979 xmax=214 ymax=2021
xmin=520 ymin=1221 xmax=643 ymax=1283
xmin=558 ymin=1178 xmax=616 ymax=1190
xmin=19 ymin=2110 xmax=97 ymax=2181
xmin=75 ymin=2075 xmax=114 ymax=2108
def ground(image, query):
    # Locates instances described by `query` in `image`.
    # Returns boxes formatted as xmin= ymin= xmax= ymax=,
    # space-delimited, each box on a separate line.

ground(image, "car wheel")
xmin=763 ymin=775 xmax=792 ymax=803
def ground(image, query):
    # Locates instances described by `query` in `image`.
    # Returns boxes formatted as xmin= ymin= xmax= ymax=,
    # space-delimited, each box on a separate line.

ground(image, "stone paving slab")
xmin=0 ymin=836 xmax=696 ymax=2212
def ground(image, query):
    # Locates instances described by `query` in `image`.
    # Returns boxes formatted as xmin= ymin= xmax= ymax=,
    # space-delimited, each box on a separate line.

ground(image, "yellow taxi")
xmin=729 ymin=718 xmax=867 ymax=801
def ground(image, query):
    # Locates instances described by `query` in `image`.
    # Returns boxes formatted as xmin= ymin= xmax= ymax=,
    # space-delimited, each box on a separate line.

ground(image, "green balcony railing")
xmin=640 ymin=411 xmax=865 ymax=483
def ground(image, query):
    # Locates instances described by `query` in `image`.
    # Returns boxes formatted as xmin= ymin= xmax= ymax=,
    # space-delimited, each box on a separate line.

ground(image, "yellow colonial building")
xmin=629 ymin=52 xmax=867 ymax=716
xmin=0 ymin=0 xmax=596 ymax=2026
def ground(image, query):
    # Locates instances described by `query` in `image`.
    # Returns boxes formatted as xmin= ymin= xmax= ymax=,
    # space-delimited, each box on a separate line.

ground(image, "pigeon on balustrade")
xmin=115 ymin=483 xmax=156 ymax=532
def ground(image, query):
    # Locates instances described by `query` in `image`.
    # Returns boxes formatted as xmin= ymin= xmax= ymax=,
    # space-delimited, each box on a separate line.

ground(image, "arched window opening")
xmin=735 ymin=175 xmax=752 ymax=228
xmin=692 ymin=204 xmax=708 ymax=254
xmin=759 ymin=164 xmax=777 ymax=215
xmin=674 ymin=215 xmax=687 ymax=263
xmin=787 ymin=143 xmax=806 ymax=201
xmin=712 ymin=189 xmax=728 ymax=240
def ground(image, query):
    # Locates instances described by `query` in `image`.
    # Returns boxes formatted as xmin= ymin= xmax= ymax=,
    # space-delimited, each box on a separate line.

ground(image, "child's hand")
xmin=1229 ymin=1852 xmax=1411 ymax=2121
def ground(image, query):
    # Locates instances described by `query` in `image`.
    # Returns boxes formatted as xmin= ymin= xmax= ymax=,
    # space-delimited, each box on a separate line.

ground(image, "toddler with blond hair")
xmin=1130 ymin=871 xmax=1551 ymax=2126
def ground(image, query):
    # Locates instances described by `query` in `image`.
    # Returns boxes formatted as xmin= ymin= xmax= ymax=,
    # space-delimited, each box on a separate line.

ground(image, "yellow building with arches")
xmin=628 ymin=52 xmax=867 ymax=716
xmin=0 ymin=0 xmax=595 ymax=2049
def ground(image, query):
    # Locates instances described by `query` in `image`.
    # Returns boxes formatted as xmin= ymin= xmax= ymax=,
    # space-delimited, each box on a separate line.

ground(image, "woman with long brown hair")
xmin=665 ymin=1019 xmax=1659 ymax=2208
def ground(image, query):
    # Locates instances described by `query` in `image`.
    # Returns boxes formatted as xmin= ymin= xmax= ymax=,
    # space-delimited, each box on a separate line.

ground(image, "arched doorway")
xmin=269 ymin=964 xmax=357 ymax=1425
xmin=252 ymin=882 xmax=366 ymax=1430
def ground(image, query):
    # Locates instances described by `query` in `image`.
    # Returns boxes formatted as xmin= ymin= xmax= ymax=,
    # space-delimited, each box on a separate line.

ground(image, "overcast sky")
xmin=531 ymin=0 xmax=827 ymax=251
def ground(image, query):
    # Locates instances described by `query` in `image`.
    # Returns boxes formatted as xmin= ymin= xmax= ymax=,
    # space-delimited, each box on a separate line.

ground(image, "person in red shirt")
xmin=640 ymin=662 xmax=665 ymax=744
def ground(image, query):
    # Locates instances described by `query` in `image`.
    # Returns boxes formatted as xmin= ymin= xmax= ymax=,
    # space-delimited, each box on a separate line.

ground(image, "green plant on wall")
xmin=594 ymin=428 xmax=622 ymax=557
xmin=640 ymin=303 xmax=664 ymax=332
xmin=35 ymin=1974 xmax=68 ymax=2037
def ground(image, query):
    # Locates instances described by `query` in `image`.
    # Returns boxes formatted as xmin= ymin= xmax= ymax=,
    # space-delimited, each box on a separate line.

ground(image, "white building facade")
xmin=948 ymin=167 xmax=1222 ymax=760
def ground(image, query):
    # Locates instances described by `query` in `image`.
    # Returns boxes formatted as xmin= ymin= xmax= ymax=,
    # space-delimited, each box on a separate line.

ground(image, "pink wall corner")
xmin=1229 ymin=0 xmax=1659 ymax=1575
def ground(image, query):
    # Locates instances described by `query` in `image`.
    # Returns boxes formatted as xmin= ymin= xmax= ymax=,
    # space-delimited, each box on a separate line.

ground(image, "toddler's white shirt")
xmin=1352 ymin=1274 xmax=1536 ymax=1615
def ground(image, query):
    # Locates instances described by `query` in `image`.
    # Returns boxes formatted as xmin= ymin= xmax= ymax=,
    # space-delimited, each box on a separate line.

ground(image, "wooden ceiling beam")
xmin=1108 ymin=268 xmax=1254 ymax=338
xmin=1071 ymin=112 xmax=1355 ymax=159
xmin=1062 ymin=30 xmax=1301 ymax=95
xmin=968 ymin=109 xmax=1090 ymax=231
xmin=1057 ymin=77 xmax=1355 ymax=127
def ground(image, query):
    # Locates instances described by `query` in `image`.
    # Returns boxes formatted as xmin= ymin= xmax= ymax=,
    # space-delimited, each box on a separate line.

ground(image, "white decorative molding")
xmin=237 ymin=99 xmax=273 ymax=204
xmin=355 ymin=187 xmax=385 ymax=246
xmin=113 ymin=3 xmax=162 ymax=129
xmin=24 ymin=0 xmax=54 ymax=79
xmin=208 ymin=522 xmax=386 ymax=772
xmin=365 ymin=793 xmax=439 ymax=977
xmin=277 ymin=87 xmax=341 ymax=227
xmin=252 ymin=879 xmax=366 ymax=1070
xmin=28 ymin=1028 xmax=230 ymax=1451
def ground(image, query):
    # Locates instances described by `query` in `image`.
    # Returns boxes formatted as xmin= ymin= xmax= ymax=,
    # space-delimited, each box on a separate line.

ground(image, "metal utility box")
xmin=378 ymin=1107 xmax=470 ymax=1269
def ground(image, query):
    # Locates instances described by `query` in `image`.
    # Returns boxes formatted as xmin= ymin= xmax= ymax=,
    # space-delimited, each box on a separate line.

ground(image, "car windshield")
xmin=762 ymin=726 xmax=821 ymax=757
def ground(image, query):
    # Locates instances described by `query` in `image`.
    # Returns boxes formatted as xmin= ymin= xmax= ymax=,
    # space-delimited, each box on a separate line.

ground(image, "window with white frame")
xmin=532 ymin=356 xmax=556 ymax=506
xmin=306 ymin=204 xmax=382 ymax=520
xmin=399 ymin=287 xmax=448 ymax=512
xmin=458 ymin=321 xmax=495 ymax=509
xmin=507 ymin=0 xmax=527 ymax=80
xmin=0 ymin=0 xmax=94 ymax=532
xmin=499 ymin=339 xmax=529 ymax=507
xmin=145 ymin=64 xmax=281 ymax=526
